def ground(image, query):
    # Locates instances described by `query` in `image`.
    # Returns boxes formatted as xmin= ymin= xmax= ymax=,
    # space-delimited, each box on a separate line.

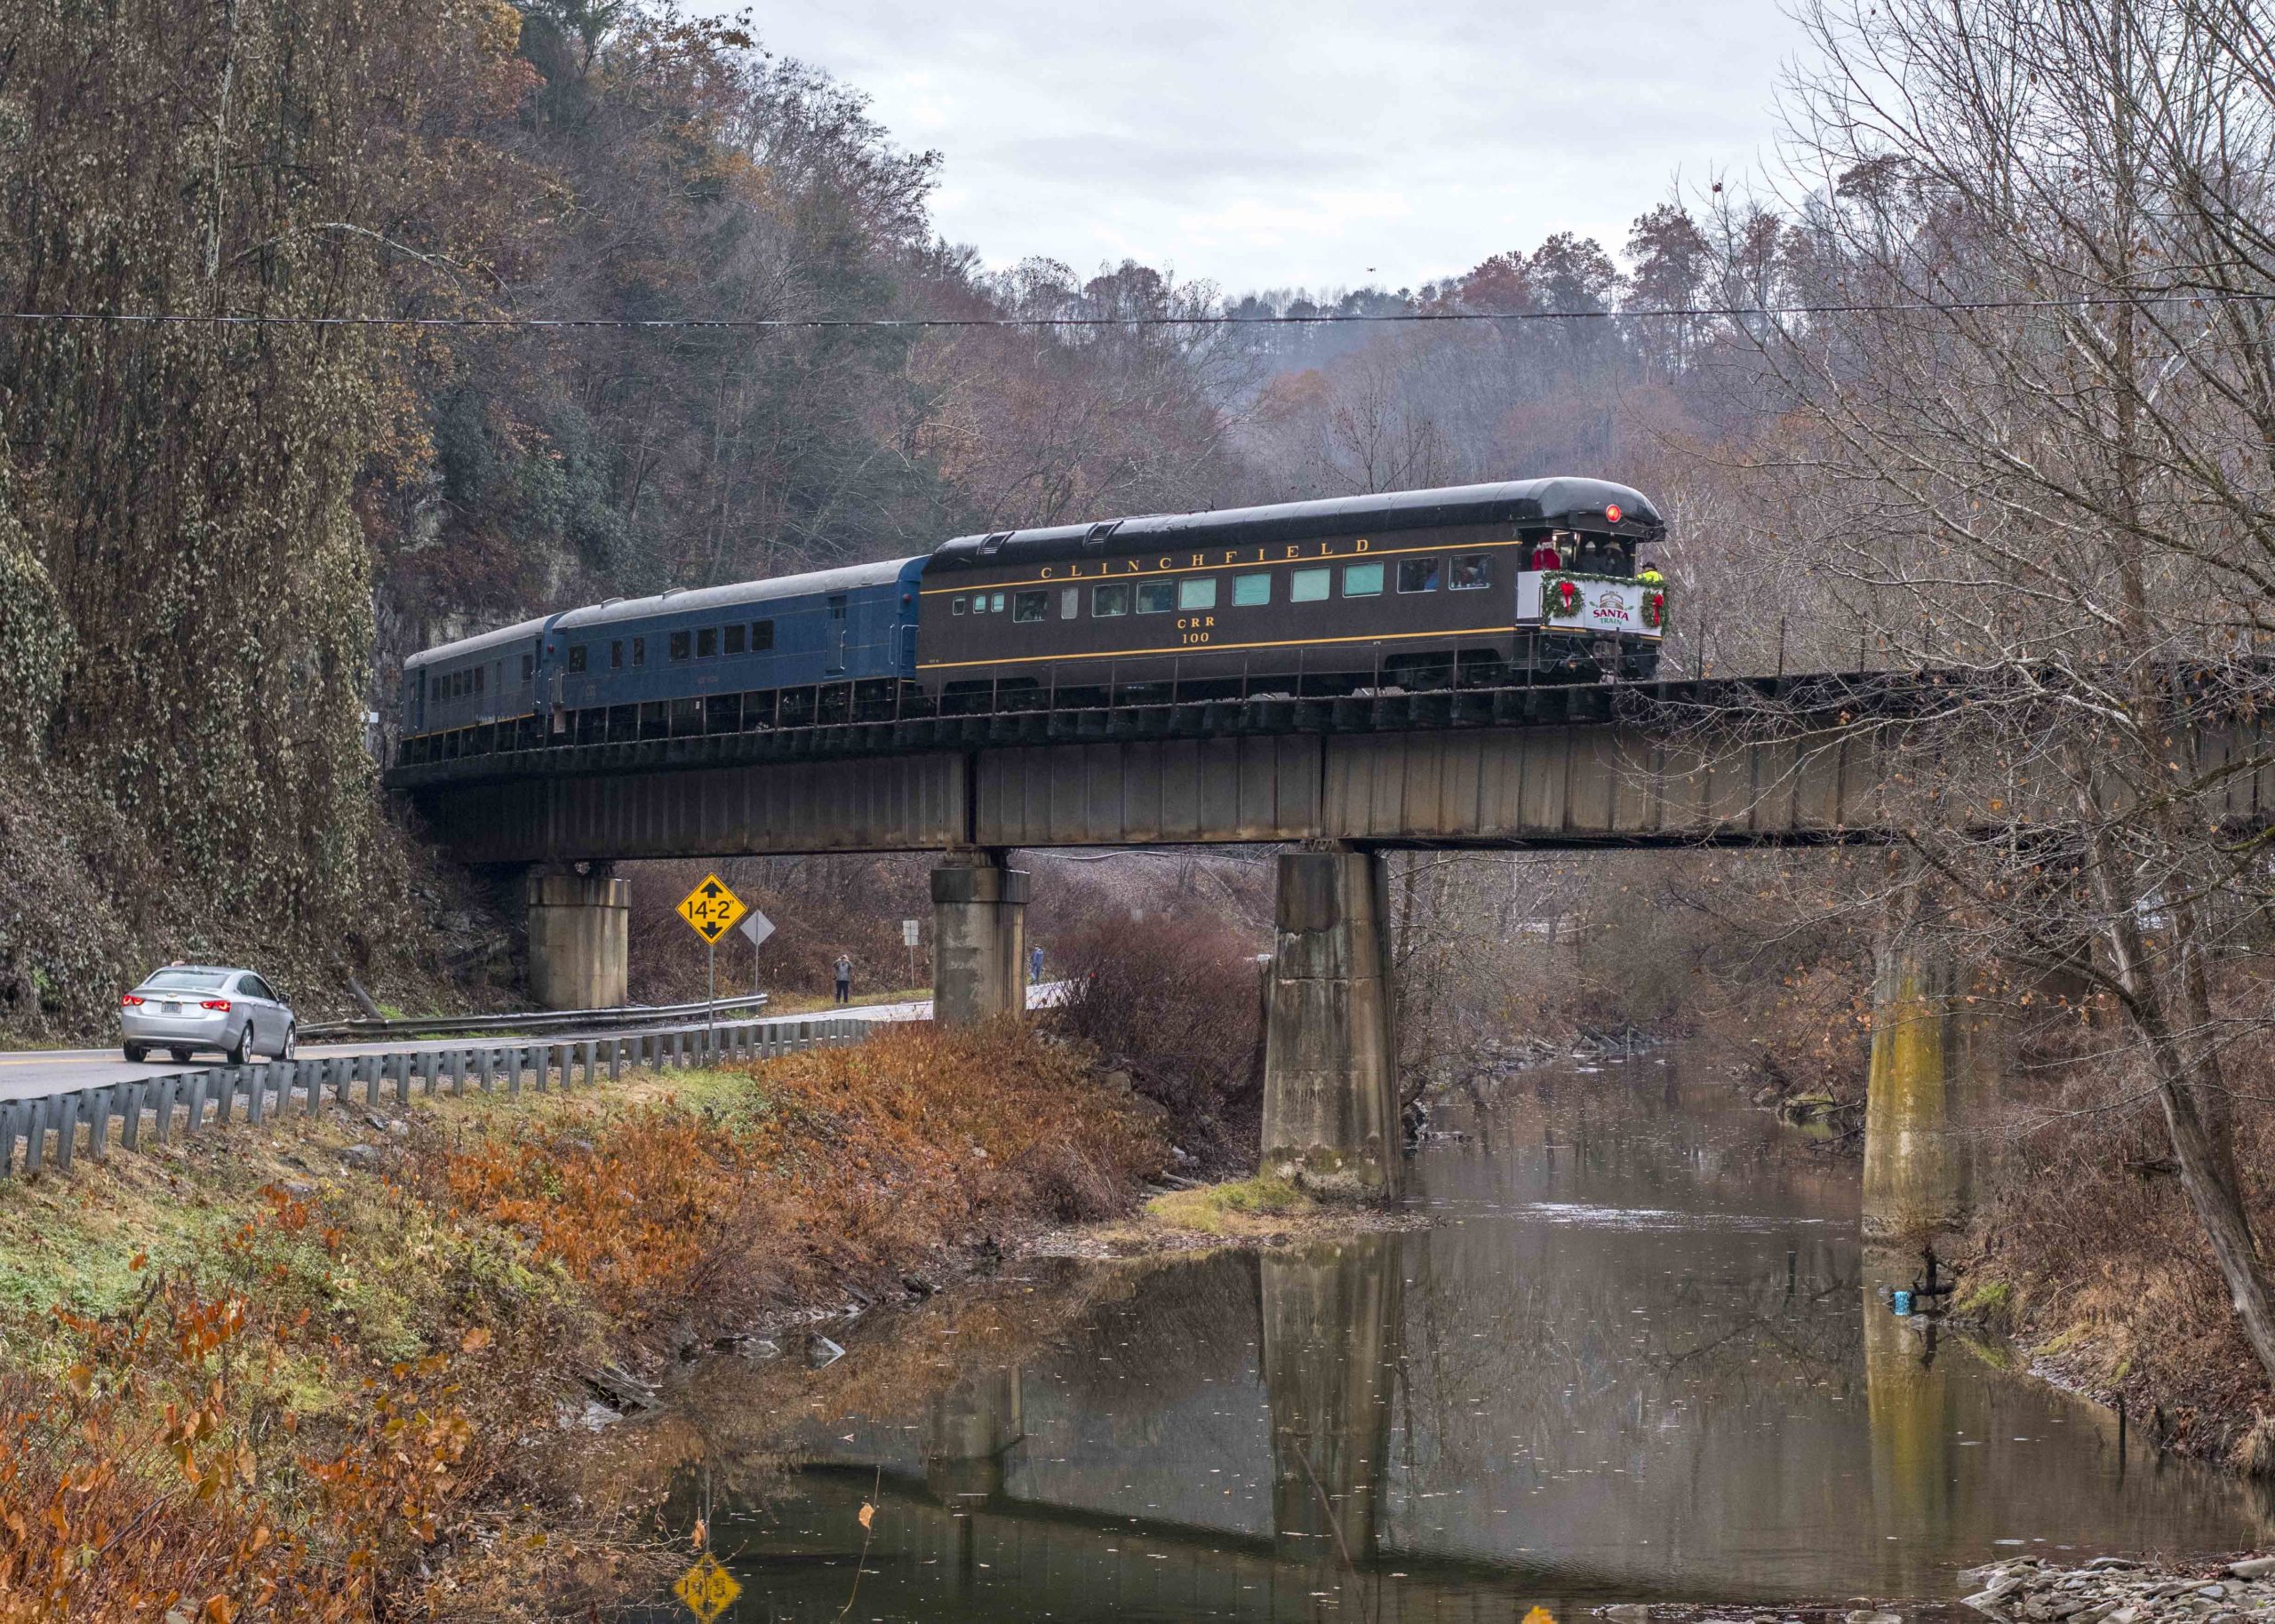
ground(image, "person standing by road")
xmin=1028 ymin=943 xmax=1044 ymax=985
xmin=833 ymin=951 xmax=852 ymax=1005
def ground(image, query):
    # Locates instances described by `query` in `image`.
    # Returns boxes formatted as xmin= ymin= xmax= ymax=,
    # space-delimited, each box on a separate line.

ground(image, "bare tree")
xmin=1701 ymin=0 xmax=2275 ymax=1378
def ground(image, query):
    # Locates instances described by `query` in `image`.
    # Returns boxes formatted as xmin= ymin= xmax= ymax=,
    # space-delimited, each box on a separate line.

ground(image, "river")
xmin=636 ymin=1048 xmax=2272 ymax=1620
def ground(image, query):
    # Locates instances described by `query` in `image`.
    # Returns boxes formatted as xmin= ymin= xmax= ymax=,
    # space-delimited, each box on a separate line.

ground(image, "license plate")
xmin=162 ymin=1002 xmax=180 ymax=1015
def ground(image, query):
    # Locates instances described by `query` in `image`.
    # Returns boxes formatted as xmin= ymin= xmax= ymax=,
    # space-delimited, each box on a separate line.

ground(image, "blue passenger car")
xmin=397 ymin=558 xmax=926 ymax=760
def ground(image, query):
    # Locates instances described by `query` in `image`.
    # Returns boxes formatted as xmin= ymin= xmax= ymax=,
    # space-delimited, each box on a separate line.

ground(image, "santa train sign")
xmin=1513 ymin=571 xmax=1667 ymax=639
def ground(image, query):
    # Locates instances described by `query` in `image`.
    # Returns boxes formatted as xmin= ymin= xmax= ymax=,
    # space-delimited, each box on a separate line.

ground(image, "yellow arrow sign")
xmin=673 ymin=1551 xmax=742 ymax=1621
xmin=675 ymin=873 xmax=749 ymax=945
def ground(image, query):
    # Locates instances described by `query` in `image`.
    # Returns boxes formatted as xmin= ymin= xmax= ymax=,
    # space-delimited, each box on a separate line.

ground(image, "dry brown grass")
xmin=430 ymin=1019 xmax=1163 ymax=1340
xmin=0 ymin=1020 xmax=1161 ymax=1615
xmin=1976 ymin=1029 xmax=2275 ymax=1464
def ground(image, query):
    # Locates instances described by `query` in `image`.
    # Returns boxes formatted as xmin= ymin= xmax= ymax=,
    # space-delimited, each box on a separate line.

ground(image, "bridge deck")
xmin=385 ymin=670 xmax=2275 ymax=860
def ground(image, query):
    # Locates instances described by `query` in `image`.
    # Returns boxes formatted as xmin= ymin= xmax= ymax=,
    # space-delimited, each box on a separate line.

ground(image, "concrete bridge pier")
xmin=1861 ymin=916 xmax=1999 ymax=1249
xmin=1262 ymin=846 xmax=1401 ymax=1199
xmin=931 ymin=854 xmax=1029 ymax=1026
xmin=525 ymin=870 xmax=630 ymax=1011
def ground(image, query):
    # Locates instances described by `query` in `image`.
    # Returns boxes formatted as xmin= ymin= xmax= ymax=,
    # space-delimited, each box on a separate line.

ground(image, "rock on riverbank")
xmin=1958 ymin=1556 xmax=2275 ymax=1623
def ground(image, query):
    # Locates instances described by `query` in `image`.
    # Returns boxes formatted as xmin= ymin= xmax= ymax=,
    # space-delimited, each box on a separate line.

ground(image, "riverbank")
xmin=1942 ymin=1079 xmax=2275 ymax=1475
xmin=1951 ymin=1554 xmax=2275 ymax=1622
xmin=0 ymin=1022 xmax=1165 ymax=1617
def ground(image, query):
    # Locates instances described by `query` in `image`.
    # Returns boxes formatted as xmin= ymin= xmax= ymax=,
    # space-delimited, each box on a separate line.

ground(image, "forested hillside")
xmin=0 ymin=0 xmax=1792 ymax=1042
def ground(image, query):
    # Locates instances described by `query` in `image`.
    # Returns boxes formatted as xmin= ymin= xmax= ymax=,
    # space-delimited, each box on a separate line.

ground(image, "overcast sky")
xmin=717 ymin=0 xmax=1810 ymax=294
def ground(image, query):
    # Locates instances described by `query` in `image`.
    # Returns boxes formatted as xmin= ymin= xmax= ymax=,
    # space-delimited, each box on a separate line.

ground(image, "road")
xmin=0 ymin=982 xmax=1068 ymax=1103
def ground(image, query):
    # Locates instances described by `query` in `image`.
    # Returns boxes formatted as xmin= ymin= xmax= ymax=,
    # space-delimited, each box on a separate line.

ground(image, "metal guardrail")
xmin=298 ymin=992 xmax=769 ymax=1043
xmin=0 ymin=1013 xmax=871 ymax=1180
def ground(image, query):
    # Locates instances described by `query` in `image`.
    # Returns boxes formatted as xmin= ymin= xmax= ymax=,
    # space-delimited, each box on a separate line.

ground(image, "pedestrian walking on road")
xmin=833 ymin=951 xmax=852 ymax=1005
xmin=1028 ymin=943 xmax=1044 ymax=985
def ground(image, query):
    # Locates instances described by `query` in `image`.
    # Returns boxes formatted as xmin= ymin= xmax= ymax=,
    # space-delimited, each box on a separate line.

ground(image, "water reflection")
xmin=1264 ymin=1241 xmax=1401 ymax=1565
xmin=645 ymin=1050 xmax=2275 ymax=1621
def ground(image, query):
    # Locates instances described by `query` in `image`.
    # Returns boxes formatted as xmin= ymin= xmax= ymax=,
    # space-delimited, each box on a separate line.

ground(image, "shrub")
xmin=1048 ymin=914 xmax=1264 ymax=1165
xmin=432 ymin=1022 xmax=1163 ymax=1338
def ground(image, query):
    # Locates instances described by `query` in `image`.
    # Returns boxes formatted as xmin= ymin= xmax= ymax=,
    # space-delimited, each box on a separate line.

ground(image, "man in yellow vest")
xmin=1638 ymin=559 xmax=1665 ymax=586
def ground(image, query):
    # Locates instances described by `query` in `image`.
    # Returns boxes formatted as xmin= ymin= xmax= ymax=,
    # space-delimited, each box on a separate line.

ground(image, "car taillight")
xmin=120 ymin=993 xmax=144 ymax=1007
xmin=200 ymin=999 xmax=232 ymax=1012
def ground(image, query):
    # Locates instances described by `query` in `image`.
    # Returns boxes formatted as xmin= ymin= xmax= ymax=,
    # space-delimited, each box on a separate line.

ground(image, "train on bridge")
xmin=395 ymin=478 xmax=1666 ymax=762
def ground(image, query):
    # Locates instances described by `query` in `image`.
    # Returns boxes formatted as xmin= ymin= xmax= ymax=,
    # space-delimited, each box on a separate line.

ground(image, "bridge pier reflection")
xmin=1862 ymin=1264 xmax=1956 ymax=1594
xmin=923 ymin=1363 xmax=1024 ymax=1502
xmin=1262 ymin=1236 xmax=1401 ymax=1567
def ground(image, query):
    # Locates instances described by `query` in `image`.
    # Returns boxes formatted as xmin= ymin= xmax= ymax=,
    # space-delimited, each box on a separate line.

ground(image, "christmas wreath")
xmin=1643 ymin=589 xmax=1666 ymax=630
xmin=1547 ymin=576 xmax=1585 ymax=620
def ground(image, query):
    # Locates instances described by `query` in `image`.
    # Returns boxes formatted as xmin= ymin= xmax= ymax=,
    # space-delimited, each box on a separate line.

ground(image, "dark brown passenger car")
xmin=914 ymin=477 xmax=1666 ymax=709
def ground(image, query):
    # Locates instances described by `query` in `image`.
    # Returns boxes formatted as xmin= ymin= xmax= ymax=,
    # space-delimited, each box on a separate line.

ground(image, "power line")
xmin=0 ymin=289 xmax=2268 ymax=333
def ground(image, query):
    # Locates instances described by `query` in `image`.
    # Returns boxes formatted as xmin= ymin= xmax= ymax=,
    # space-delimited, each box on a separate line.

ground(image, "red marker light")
xmin=199 ymin=999 xmax=232 ymax=1012
xmin=120 ymin=993 xmax=144 ymax=1007
xmin=1605 ymin=504 xmax=1623 ymax=525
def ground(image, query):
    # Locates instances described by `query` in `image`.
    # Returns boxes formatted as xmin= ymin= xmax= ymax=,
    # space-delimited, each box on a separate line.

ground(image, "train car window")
xmin=1232 ymin=572 xmax=1272 ymax=607
xmin=828 ymin=594 xmax=848 ymax=620
xmin=522 ymin=654 xmax=535 ymax=681
xmin=970 ymin=594 xmax=988 ymax=615
xmin=1061 ymin=586 xmax=1080 ymax=618
xmin=952 ymin=595 xmax=969 ymax=616
xmin=429 ymin=675 xmax=441 ymax=701
xmin=1178 ymin=577 xmax=1217 ymax=611
xmin=751 ymin=621 xmax=772 ymax=651
xmin=1343 ymin=562 xmax=1385 ymax=597
xmin=694 ymin=627 xmax=715 ymax=658
xmin=1449 ymin=553 xmax=1492 ymax=589
xmin=609 ymin=641 xmax=623 ymax=670
xmin=631 ymin=636 xmax=646 ymax=667
xmin=1092 ymin=583 xmax=1130 ymax=617
xmin=475 ymin=665 xmax=485 ymax=693
xmin=567 ymin=646 xmax=587 ymax=673
xmin=724 ymin=624 xmax=746 ymax=655
xmin=1290 ymin=567 xmax=1331 ymax=602
xmin=1398 ymin=558 xmax=1442 ymax=593
xmin=989 ymin=592 xmax=1006 ymax=614
xmin=670 ymin=631 xmax=691 ymax=661
xmin=1136 ymin=581 xmax=1175 ymax=614
xmin=1012 ymin=589 xmax=1049 ymax=623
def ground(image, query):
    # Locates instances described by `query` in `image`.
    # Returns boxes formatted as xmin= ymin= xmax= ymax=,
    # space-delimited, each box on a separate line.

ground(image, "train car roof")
xmin=550 ymin=556 xmax=924 ymax=634
xmin=403 ymin=614 xmax=553 ymax=673
xmin=928 ymin=478 xmax=1664 ymax=569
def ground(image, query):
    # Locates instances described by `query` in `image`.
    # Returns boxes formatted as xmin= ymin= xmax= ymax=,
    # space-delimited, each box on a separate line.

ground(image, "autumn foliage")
xmin=0 ymin=1190 xmax=494 ymax=1620
xmin=0 ymin=1023 xmax=1157 ymax=1613
xmin=436 ymin=1021 xmax=1162 ymax=1334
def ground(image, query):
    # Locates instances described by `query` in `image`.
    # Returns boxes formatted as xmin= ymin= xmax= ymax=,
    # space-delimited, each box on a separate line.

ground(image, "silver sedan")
xmin=119 ymin=966 xmax=296 ymax=1065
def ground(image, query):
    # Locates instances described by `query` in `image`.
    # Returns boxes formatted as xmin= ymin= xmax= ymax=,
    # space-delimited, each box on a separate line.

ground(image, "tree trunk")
xmin=2087 ymin=821 xmax=2275 ymax=1386
xmin=2151 ymin=1040 xmax=2275 ymax=1384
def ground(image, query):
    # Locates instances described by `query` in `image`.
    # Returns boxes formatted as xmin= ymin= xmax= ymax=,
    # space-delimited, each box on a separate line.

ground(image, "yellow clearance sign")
xmin=675 ymin=873 xmax=748 ymax=944
xmin=672 ymin=1551 xmax=742 ymax=1620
